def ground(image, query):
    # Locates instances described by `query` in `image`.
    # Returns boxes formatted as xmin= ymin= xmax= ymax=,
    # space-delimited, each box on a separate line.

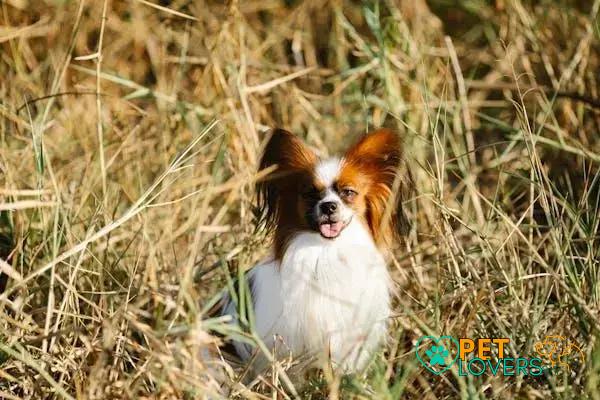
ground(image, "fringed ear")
xmin=256 ymin=129 xmax=316 ymax=229
xmin=344 ymin=128 xmax=412 ymax=245
xmin=344 ymin=128 xmax=402 ymax=174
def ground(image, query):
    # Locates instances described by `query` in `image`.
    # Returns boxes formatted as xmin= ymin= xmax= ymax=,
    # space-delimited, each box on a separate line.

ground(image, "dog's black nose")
xmin=320 ymin=201 xmax=338 ymax=215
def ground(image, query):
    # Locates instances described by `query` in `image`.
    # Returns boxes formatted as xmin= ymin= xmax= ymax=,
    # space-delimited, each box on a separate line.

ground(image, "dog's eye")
xmin=340 ymin=188 xmax=357 ymax=199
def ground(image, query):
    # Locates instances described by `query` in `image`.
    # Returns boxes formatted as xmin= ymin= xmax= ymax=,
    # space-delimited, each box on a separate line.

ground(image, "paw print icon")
xmin=426 ymin=345 xmax=449 ymax=366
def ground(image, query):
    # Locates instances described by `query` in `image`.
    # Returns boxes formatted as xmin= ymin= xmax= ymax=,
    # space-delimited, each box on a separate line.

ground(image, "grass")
xmin=1 ymin=0 xmax=600 ymax=398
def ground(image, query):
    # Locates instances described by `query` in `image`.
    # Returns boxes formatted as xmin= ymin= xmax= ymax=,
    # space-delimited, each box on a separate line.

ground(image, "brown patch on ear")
xmin=344 ymin=128 xmax=401 ymax=167
xmin=343 ymin=128 xmax=411 ymax=248
xmin=256 ymin=129 xmax=317 ymax=254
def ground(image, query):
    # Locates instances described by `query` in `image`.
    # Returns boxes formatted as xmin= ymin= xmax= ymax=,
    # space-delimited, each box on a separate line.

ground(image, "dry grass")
xmin=1 ymin=0 xmax=600 ymax=398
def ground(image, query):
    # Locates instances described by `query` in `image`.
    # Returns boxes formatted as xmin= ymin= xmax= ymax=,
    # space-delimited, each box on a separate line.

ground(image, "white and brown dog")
xmin=221 ymin=128 xmax=410 ymax=374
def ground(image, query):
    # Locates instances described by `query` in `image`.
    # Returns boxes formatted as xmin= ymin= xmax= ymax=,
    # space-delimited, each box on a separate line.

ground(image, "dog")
xmin=220 ymin=128 xmax=410 ymax=375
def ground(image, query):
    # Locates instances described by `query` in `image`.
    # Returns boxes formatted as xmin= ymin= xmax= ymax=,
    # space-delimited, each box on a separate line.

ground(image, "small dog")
xmin=221 ymin=128 xmax=409 ymax=373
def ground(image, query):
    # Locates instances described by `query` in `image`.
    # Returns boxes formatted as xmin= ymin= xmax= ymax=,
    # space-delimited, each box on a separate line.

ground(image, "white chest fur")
xmin=224 ymin=219 xmax=391 ymax=371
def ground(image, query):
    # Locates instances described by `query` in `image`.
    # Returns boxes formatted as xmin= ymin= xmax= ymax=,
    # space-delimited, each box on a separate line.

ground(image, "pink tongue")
xmin=319 ymin=221 xmax=343 ymax=238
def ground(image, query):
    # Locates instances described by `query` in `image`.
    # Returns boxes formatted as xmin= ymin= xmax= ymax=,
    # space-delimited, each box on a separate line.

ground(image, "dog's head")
xmin=257 ymin=128 xmax=411 ymax=258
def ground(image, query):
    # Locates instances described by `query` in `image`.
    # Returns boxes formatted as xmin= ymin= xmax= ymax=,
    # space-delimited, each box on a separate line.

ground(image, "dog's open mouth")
xmin=318 ymin=220 xmax=348 ymax=239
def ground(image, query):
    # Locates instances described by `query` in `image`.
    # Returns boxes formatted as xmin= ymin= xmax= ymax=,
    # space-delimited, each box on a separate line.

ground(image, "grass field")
xmin=1 ymin=0 xmax=600 ymax=398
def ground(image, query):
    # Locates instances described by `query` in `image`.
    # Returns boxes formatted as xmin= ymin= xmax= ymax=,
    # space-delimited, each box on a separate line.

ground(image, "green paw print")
xmin=425 ymin=345 xmax=449 ymax=366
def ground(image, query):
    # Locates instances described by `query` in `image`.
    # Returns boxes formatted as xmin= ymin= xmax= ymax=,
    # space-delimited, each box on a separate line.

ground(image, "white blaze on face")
xmin=314 ymin=158 xmax=354 ymax=238
xmin=315 ymin=157 xmax=342 ymax=186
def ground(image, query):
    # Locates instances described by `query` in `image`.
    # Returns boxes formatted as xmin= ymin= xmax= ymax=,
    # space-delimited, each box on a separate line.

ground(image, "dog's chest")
xmin=274 ymin=234 xmax=390 ymax=353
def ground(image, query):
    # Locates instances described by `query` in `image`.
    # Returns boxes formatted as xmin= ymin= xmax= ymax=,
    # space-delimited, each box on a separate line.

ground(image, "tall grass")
xmin=1 ymin=0 xmax=600 ymax=398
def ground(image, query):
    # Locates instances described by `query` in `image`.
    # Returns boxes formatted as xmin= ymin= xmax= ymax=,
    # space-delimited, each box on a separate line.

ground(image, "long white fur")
xmin=222 ymin=158 xmax=391 ymax=372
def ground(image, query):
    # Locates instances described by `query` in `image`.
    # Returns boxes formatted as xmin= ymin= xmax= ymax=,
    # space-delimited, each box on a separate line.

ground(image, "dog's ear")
xmin=256 ymin=129 xmax=316 ymax=228
xmin=344 ymin=128 xmax=412 ymax=244
xmin=344 ymin=128 xmax=401 ymax=175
